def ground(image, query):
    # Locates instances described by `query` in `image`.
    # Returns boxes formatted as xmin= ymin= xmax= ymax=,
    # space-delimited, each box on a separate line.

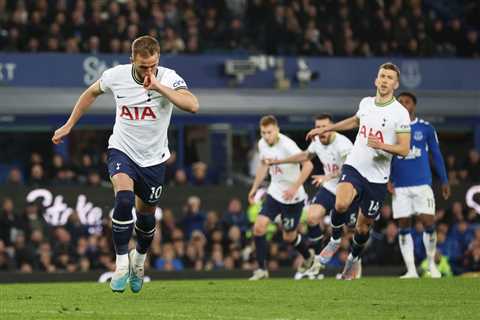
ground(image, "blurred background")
xmin=0 ymin=0 xmax=479 ymax=279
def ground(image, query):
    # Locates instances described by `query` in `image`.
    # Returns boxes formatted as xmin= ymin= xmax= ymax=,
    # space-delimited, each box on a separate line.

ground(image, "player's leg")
xmin=307 ymin=188 xmax=331 ymax=255
xmin=341 ymin=211 xmax=373 ymax=280
xmin=318 ymin=181 xmax=357 ymax=265
xmin=306 ymin=204 xmax=325 ymax=252
xmin=128 ymin=161 xmax=166 ymax=292
xmin=250 ymin=195 xmax=276 ymax=280
xmin=128 ymin=197 xmax=156 ymax=293
xmin=249 ymin=214 xmax=271 ymax=280
xmin=392 ymin=187 xmax=418 ymax=278
xmin=342 ymin=178 xmax=386 ymax=280
xmin=415 ymin=185 xmax=441 ymax=278
xmin=109 ymin=172 xmax=135 ymax=292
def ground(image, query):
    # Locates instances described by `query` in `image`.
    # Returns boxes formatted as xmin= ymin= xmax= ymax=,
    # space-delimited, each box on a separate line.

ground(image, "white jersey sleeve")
xmin=161 ymin=70 xmax=188 ymax=90
xmin=99 ymin=68 xmax=113 ymax=93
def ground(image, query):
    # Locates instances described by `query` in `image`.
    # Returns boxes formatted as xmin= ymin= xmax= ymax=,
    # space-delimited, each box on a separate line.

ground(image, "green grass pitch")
xmin=1 ymin=278 xmax=479 ymax=320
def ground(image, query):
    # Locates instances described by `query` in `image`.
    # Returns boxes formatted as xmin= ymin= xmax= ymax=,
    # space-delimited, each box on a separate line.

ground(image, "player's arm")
xmin=284 ymin=160 xmax=313 ymax=200
xmin=368 ymin=132 xmax=410 ymax=157
xmin=306 ymin=116 xmax=359 ymax=140
xmin=266 ymin=151 xmax=314 ymax=165
xmin=144 ymin=74 xmax=199 ymax=113
xmin=248 ymin=162 xmax=269 ymax=204
xmin=52 ymin=80 xmax=103 ymax=144
xmin=427 ymin=126 xmax=450 ymax=199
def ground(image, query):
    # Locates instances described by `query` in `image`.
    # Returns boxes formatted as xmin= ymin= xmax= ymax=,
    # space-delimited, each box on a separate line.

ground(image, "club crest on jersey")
xmin=359 ymin=125 xmax=384 ymax=143
xmin=414 ymin=131 xmax=423 ymax=141
xmin=119 ymin=106 xmax=157 ymax=120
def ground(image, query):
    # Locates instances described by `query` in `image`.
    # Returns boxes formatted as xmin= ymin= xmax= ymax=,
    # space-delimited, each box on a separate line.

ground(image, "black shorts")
xmin=107 ymin=148 xmax=166 ymax=205
xmin=259 ymin=194 xmax=304 ymax=231
xmin=339 ymin=165 xmax=387 ymax=220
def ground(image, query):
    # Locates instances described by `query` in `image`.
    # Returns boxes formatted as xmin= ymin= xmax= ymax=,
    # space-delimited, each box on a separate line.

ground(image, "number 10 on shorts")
xmin=149 ymin=186 xmax=163 ymax=201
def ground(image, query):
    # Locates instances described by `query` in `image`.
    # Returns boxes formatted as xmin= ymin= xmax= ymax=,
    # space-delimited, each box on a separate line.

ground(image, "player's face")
xmin=260 ymin=124 xmax=279 ymax=146
xmin=375 ymin=68 xmax=399 ymax=97
xmin=132 ymin=53 xmax=159 ymax=79
xmin=398 ymin=95 xmax=416 ymax=115
xmin=314 ymin=118 xmax=332 ymax=145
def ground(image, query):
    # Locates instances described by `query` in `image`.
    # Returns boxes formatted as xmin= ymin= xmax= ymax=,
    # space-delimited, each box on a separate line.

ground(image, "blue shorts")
xmin=339 ymin=165 xmax=387 ymax=219
xmin=107 ymin=148 xmax=166 ymax=205
xmin=259 ymin=194 xmax=303 ymax=231
xmin=311 ymin=186 xmax=359 ymax=227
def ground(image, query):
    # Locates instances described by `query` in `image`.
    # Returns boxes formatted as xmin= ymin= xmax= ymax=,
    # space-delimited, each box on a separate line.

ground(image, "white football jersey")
xmin=259 ymin=133 xmax=307 ymax=204
xmin=345 ymin=96 xmax=411 ymax=183
xmin=99 ymin=64 xmax=188 ymax=167
xmin=307 ymin=133 xmax=353 ymax=194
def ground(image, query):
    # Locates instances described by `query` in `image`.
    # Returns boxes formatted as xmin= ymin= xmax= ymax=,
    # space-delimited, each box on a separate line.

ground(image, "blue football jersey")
xmin=390 ymin=118 xmax=448 ymax=187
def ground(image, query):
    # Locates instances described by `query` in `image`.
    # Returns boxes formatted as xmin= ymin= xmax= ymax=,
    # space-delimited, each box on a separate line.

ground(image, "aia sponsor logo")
xmin=119 ymin=106 xmax=157 ymax=120
xmin=359 ymin=125 xmax=384 ymax=143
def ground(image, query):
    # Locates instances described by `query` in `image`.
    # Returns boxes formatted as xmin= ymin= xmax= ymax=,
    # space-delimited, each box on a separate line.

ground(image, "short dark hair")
xmin=132 ymin=35 xmax=160 ymax=58
xmin=379 ymin=62 xmax=400 ymax=79
xmin=259 ymin=115 xmax=278 ymax=127
xmin=398 ymin=91 xmax=417 ymax=105
xmin=315 ymin=114 xmax=333 ymax=122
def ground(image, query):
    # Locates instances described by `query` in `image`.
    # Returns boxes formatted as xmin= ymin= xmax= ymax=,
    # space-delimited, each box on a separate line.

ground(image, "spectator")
xmin=222 ymin=197 xmax=249 ymax=234
xmin=190 ymin=161 xmax=211 ymax=186
xmin=180 ymin=196 xmax=206 ymax=239
xmin=6 ymin=167 xmax=23 ymax=186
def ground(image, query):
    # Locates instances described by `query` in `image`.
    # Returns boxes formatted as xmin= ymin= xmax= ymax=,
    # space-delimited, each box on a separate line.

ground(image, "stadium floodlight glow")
xmin=224 ymin=59 xmax=257 ymax=84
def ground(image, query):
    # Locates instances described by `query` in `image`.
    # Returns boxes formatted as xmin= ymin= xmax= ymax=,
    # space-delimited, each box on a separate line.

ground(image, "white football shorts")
xmin=392 ymin=184 xmax=435 ymax=218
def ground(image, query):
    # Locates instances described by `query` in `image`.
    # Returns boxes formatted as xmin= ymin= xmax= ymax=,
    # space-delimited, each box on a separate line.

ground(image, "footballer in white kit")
xmin=52 ymin=36 xmax=199 ymax=293
xmin=248 ymin=115 xmax=313 ymax=280
xmin=266 ymin=114 xmax=356 ymax=277
xmin=306 ymin=63 xmax=411 ymax=280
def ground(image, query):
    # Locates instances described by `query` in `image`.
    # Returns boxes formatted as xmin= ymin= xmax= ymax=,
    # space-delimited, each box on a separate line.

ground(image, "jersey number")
xmin=282 ymin=218 xmax=295 ymax=230
xmin=149 ymin=186 xmax=163 ymax=201
xmin=368 ymin=201 xmax=380 ymax=215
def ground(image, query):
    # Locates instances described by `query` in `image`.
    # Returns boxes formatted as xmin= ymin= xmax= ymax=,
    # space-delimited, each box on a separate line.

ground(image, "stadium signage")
xmin=83 ymin=56 xmax=120 ymax=86
xmin=1 ymin=53 xmax=480 ymax=90
xmin=0 ymin=62 xmax=16 ymax=82
xmin=26 ymin=188 xmax=103 ymax=226
xmin=466 ymin=185 xmax=480 ymax=215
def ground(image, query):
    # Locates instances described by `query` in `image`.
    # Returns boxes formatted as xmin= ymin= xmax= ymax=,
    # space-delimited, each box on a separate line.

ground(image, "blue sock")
xmin=292 ymin=234 xmax=311 ymax=260
xmin=330 ymin=209 xmax=345 ymax=241
xmin=112 ymin=190 xmax=134 ymax=255
xmin=254 ymin=236 xmax=267 ymax=270
xmin=307 ymin=225 xmax=324 ymax=254
xmin=135 ymin=213 xmax=156 ymax=254
xmin=351 ymin=232 xmax=369 ymax=259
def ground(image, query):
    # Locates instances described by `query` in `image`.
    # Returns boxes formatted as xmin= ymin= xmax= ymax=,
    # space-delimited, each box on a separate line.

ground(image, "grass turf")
xmin=1 ymin=277 xmax=479 ymax=320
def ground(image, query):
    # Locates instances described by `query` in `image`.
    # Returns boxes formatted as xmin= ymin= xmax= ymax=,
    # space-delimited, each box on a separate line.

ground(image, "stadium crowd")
xmin=0 ymin=0 xmax=479 ymax=57
xmin=0 ymin=147 xmax=479 ymax=276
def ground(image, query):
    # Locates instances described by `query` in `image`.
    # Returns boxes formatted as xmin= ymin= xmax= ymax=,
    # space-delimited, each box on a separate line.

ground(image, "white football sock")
xmin=399 ymin=233 xmax=416 ymax=274
xmin=423 ymin=231 xmax=437 ymax=266
xmin=134 ymin=249 xmax=147 ymax=266
xmin=116 ymin=253 xmax=129 ymax=271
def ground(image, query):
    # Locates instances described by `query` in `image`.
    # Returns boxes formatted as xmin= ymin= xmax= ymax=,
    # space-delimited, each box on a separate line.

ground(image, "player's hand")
xmin=248 ymin=188 xmax=257 ymax=205
xmin=311 ymin=175 xmax=326 ymax=187
xmin=367 ymin=135 xmax=383 ymax=150
xmin=52 ymin=124 xmax=72 ymax=144
xmin=262 ymin=158 xmax=277 ymax=166
xmin=143 ymin=73 xmax=160 ymax=90
xmin=387 ymin=181 xmax=395 ymax=195
xmin=441 ymin=183 xmax=451 ymax=200
xmin=283 ymin=188 xmax=296 ymax=201
xmin=306 ymin=128 xmax=326 ymax=141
